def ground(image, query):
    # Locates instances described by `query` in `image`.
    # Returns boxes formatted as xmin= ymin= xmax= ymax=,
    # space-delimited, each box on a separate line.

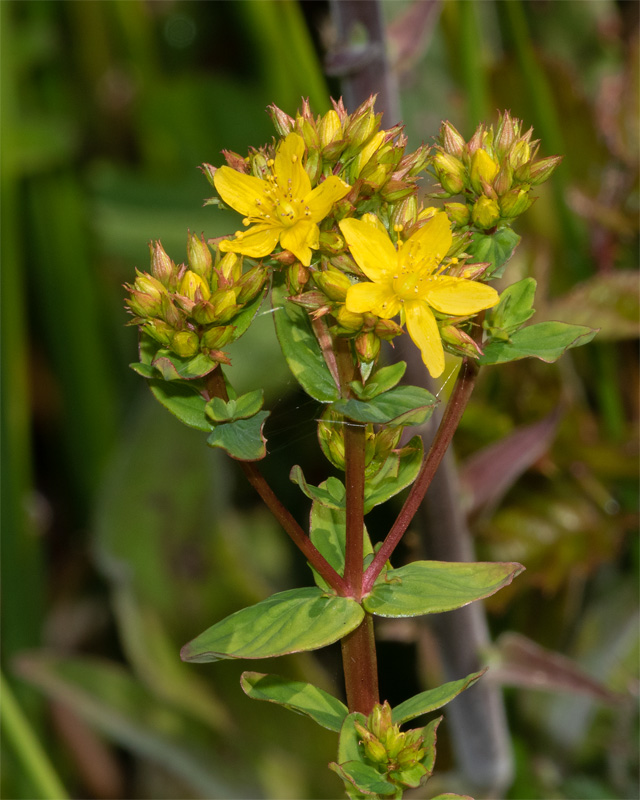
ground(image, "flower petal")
xmin=346 ymin=281 xmax=401 ymax=318
xmin=219 ymin=225 xmax=279 ymax=258
xmin=400 ymin=211 xmax=452 ymax=277
xmin=304 ymin=176 xmax=351 ymax=222
xmin=424 ymin=276 xmax=499 ymax=316
xmin=405 ymin=300 xmax=445 ymax=378
xmin=280 ymin=221 xmax=318 ymax=266
xmin=339 ymin=218 xmax=398 ymax=282
xmin=214 ymin=167 xmax=269 ymax=218
xmin=274 ymin=133 xmax=311 ymax=200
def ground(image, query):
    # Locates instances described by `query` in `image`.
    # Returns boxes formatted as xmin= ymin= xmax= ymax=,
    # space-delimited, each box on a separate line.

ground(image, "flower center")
xmin=277 ymin=199 xmax=299 ymax=227
xmin=393 ymin=266 xmax=425 ymax=301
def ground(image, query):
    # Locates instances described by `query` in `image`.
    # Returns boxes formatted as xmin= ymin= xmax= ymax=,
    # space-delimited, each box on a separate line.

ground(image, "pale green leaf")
xmin=206 ymin=411 xmax=269 ymax=461
xmin=181 ymin=587 xmax=364 ymax=662
xmin=392 ymin=671 xmax=485 ymax=725
xmin=333 ymin=385 xmax=437 ymax=426
xmin=480 ymin=322 xmax=597 ymax=365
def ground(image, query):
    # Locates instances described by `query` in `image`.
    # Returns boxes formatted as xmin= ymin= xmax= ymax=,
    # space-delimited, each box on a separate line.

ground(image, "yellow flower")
xmin=214 ymin=133 xmax=350 ymax=266
xmin=340 ymin=212 xmax=499 ymax=377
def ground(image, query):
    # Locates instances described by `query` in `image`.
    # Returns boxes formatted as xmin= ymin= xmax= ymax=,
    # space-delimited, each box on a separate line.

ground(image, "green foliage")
xmin=181 ymin=587 xmax=365 ymax=662
xmin=332 ymin=385 xmax=438 ymax=426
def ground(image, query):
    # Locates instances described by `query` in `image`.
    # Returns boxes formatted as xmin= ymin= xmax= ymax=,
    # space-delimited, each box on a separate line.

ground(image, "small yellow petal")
xmin=280 ymin=221 xmax=318 ymax=266
xmin=346 ymin=281 xmax=401 ymax=319
xmin=405 ymin=301 xmax=445 ymax=378
xmin=424 ymin=276 xmax=499 ymax=316
xmin=400 ymin=211 xmax=452 ymax=276
xmin=214 ymin=167 xmax=268 ymax=218
xmin=339 ymin=218 xmax=398 ymax=282
xmin=304 ymin=176 xmax=350 ymax=222
xmin=274 ymin=133 xmax=311 ymax=199
xmin=220 ymin=225 xmax=279 ymax=258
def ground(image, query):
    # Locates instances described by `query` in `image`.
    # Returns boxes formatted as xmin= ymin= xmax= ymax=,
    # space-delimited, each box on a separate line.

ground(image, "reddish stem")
xmin=362 ymin=356 xmax=480 ymax=594
xmin=343 ymin=420 xmax=366 ymax=599
xmin=205 ymin=369 xmax=348 ymax=596
xmin=340 ymin=613 xmax=379 ymax=715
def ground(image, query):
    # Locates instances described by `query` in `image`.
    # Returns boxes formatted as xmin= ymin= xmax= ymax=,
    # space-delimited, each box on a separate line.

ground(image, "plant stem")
xmin=343 ymin=420 xmax=366 ymax=599
xmin=362 ymin=355 xmax=480 ymax=593
xmin=340 ymin=613 xmax=379 ymax=715
xmin=205 ymin=369 xmax=348 ymax=596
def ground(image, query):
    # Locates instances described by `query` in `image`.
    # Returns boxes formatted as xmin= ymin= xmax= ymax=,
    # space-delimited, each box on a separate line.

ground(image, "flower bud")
xmin=493 ymin=161 xmax=514 ymax=196
xmin=222 ymin=150 xmax=248 ymax=172
xmin=319 ymin=109 xmax=342 ymax=149
xmin=470 ymin=149 xmax=500 ymax=194
xmin=179 ymin=270 xmax=211 ymax=302
xmin=235 ymin=264 xmax=267 ymax=303
xmin=142 ymin=319 xmax=173 ymax=346
xmin=499 ymin=187 xmax=533 ymax=218
xmin=508 ymin=138 xmax=531 ymax=170
xmin=201 ymin=325 xmax=235 ymax=350
xmin=380 ymin=180 xmax=416 ymax=203
xmin=441 ymin=324 xmax=483 ymax=358
xmin=440 ymin=120 xmax=466 ymax=157
xmin=355 ymin=331 xmax=380 ymax=363
xmin=334 ymin=305 xmax=364 ymax=332
xmin=251 ymin=152 xmax=270 ymax=181
xmin=317 ymin=408 xmax=345 ymax=470
xmin=313 ymin=267 xmax=352 ymax=301
xmin=352 ymin=130 xmax=386 ymax=178
xmin=369 ymin=701 xmax=393 ymax=740
xmin=471 ymin=196 xmax=501 ymax=229
xmin=389 ymin=196 xmax=418 ymax=231
xmin=494 ymin=110 xmax=517 ymax=157
xmin=149 ymin=241 xmax=174 ymax=285
xmin=318 ymin=231 xmax=345 ymax=255
xmin=134 ymin=271 xmax=165 ymax=303
xmin=345 ymin=105 xmax=379 ymax=148
xmin=187 ymin=231 xmax=213 ymax=279
xmin=287 ymin=262 xmax=310 ymax=294
xmin=171 ymin=330 xmax=200 ymax=358
xmin=212 ymin=289 xmax=239 ymax=322
xmin=432 ymin=151 xmax=466 ymax=195
xmin=375 ymin=318 xmax=403 ymax=340
xmin=295 ymin=116 xmax=319 ymax=149
xmin=192 ymin=301 xmax=219 ymax=325
xmin=160 ymin=294 xmax=182 ymax=328
xmin=444 ymin=202 xmax=471 ymax=227
xmin=126 ymin=289 xmax=161 ymax=318
xmin=304 ymin=148 xmax=322 ymax=184
xmin=267 ymin=104 xmax=294 ymax=136
xmin=527 ymin=154 xmax=563 ymax=185
xmin=217 ymin=251 xmax=242 ymax=285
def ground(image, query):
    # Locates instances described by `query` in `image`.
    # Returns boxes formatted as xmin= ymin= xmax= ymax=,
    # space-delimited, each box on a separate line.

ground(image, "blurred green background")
xmin=1 ymin=1 xmax=638 ymax=798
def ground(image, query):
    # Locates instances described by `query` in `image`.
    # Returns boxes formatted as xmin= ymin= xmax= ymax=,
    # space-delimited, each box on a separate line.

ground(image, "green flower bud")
xmin=441 ymin=324 xmax=483 ymax=358
xmin=134 ymin=271 xmax=165 ymax=303
xmin=319 ymin=109 xmax=342 ymax=149
xmin=126 ymin=289 xmax=161 ymax=318
xmin=295 ymin=116 xmax=319 ymax=149
xmin=149 ymin=241 xmax=174 ymax=285
xmin=142 ymin=319 xmax=173 ymax=346
xmin=171 ymin=330 xmax=199 ymax=357
xmin=217 ymin=251 xmax=242 ymax=286
xmin=191 ymin=301 xmax=219 ymax=326
xmin=235 ymin=264 xmax=267 ymax=304
xmin=470 ymin=149 xmax=500 ymax=194
xmin=355 ymin=331 xmax=380 ymax=363
xmin=433 ymin=151 xmax=467 ymax=195
xmin=267 ymin=104 xmax=294 ymax=136
xmin=345 ymin=104 xmax=379 ymax=148
xmin=444 ymin=202 xmax=471 ymax=227
xmin=251 ymin=152 xmax=270 ymax=181
xmin=317 ymin=408 xmax=345 ymax=470
xmin=471 ymin=196 xmax=501 ymax=229
xmin=222 ymin=149 xmax=248 ymax=172
xmin=187 ymin=231 xmax=213 ymax=279
xmin=508 ymin=138 xmax=531 ymax=170
xmin=179 ymin=270 xmax=211 ymax=302
xmin=313 ymin=267 xmax=352 ymax=301
xmin=440 ymin=120 xmax=466 ymax=157
xmin=318 ymin=231 xmax=345 ymax=255
xmin=200 ymin=163 xmax=217 ymax=189
xmin=494 ymin=110 xmax=517 ymax=157
xmin=493 ymin=161 xmax=514 ymax=196
xmin=335 ymin=305 xmax=364 ymax=332
xmin=212 ymin=289 xmax=240 ymax=323
xmin=352 ymin=130 xmax=386 ymax=177
xmin=527 ymin=154 xmax=563 ymax=185
xmin=287 ymin=262 xmax=310 ymax=294
xmin=499 ymin=187 xmax=533 ymax=218
xmin=201 ymin=325 xmax=235 ymax=350
xmin=389 ymin=196 xmax=418 ymax=231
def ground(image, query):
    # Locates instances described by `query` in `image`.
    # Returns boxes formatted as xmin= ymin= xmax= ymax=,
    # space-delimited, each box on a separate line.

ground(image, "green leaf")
xmin=486 ymin=278 xmax=537 ymax=337
xmin=152 ymin=349 xmax=219 ymax=381
xmin=272 ymin=282 xmax=340 ymax=402
xmin=205 ymin=389 xmax=264 ymax=423
xmin=206 ymin=411 xmax=269 ymax=461
xmin=363 ymin=560 xmax=524 ymax=617
xmin=147 ymin=380 xmax=211 ymax=431
xmin=364 ymin=435 xmax=424 ymax=514
xmin=290 ymin=467 xmax=345 ymax=509
xmin=479 ymin=321 xmax=598 ymax=365
xmin=240 ymin=672 xmax=348 ymax=732
xmin=418 ymin=717 xmax=441 ymax=780
xmin=229 ymin=288 xmax=267 ymax=339
xmin=392 ymin=671 xmax=485 ymax=725
xmin=129 ymin=361 xmax=157 ymax=378
xmin=350 ymin=362 xmax=407 ymax=400
xmin=468 ymin=227 xmax=521 ymax=279
xmin=333 ymin=385 xmax=437 ymax=426
xmin=309 ymin=492 xmax=374 ymax=591
xmin=329 ymin=760 xmax=397 ymax=797
xmin=180 ymin=587 xmax=364 ymax=662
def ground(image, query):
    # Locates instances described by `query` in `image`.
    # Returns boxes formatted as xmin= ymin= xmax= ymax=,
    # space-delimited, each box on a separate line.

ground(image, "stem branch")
xmin=340 ymin=613 xmax=379 ymax=715
xmin=362 ymin=356 xmax=480 ymax=592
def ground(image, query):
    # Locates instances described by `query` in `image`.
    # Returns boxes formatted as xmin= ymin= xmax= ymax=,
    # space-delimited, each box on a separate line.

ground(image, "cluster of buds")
xmin=125 ymin=233 xmax=266 ymax=363
xmin=354 ymin=702 xmax=430 ymax=789
xmin=267 ymin=96 xmax=430 ymax=204
xmin=317 ymin=409 xmax=407 ymax=476
xmin=431 ymin=110 xmax=562 ymax=231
